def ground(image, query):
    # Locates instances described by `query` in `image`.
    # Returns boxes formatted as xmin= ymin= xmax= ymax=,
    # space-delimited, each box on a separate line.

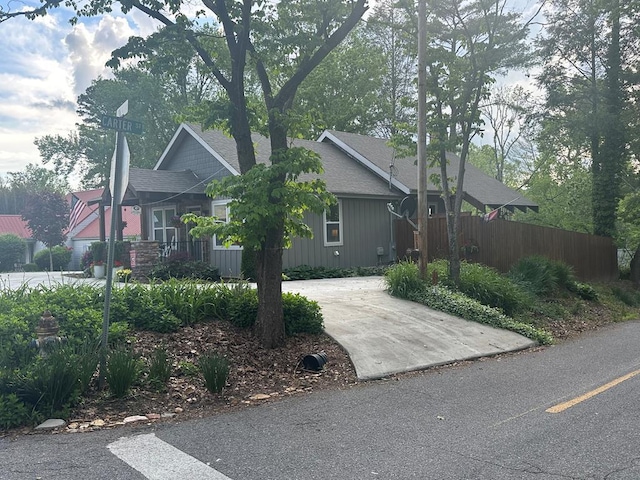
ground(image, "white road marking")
xmin=108 ymin=433 xmax=233 ymax=480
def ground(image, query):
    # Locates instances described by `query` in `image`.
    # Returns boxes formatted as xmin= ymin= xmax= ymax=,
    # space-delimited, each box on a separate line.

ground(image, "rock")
xmin=35 ymin=419 xmax=66 ymax=430
xmin=123 ymin=415 xmax=148 ymax=424
xmin=174 ymin=407 xmax=184 ymax=414
xmin=146 ymin=413 xmax=161 ymax=420
xmin=249 ymin=393 xmax=271 ymax=401
xmin=161 ymin=413 xmax=176 ymax=419
xmin=90 ymin=419 xmax=105 ymax=427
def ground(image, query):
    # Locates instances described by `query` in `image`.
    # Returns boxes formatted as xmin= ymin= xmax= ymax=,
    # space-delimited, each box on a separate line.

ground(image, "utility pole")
xmin=417 ymin=0 xmax=429 ymax=278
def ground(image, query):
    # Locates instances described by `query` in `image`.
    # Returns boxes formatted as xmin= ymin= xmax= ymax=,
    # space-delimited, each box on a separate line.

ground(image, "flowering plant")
xmin=116 ymin=268 xmax=132 ymax=282
xmin=114 ymin=260 xmax=123 ymax=267
xmin=91 ymin=260 xmax=104 ymax=267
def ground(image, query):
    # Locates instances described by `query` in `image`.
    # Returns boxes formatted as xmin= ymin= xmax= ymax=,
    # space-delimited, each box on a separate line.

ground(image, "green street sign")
xmin=101 ymin=115 xmax=143 ymax=135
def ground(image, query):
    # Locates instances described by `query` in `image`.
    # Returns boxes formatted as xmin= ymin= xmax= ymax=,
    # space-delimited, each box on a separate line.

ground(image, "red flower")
xmin=114 ymin=260 xmax=123 ymax=267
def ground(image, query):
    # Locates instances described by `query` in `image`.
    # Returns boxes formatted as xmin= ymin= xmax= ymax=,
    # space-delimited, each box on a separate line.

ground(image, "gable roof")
xmin=0 ymin=215 xmax=33 ymax=240
xmin=319 ymin=130 xmax=538 ymax=212
xmin=155 ymin=123 xmax=400 ymax=198
xmin=73 ymin=205 xmax=141 ymax=240
xmin=128 ymin=168 xmax=207 ymax=195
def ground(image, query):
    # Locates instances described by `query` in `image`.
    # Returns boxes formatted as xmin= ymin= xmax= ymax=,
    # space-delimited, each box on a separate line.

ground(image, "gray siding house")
xmin=121 ymin=123 xmax=537 ymax=277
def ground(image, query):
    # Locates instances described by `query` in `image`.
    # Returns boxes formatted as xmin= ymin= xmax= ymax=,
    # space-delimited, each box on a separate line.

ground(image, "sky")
xmin=0 ymin=2 xmax=159 ymax=180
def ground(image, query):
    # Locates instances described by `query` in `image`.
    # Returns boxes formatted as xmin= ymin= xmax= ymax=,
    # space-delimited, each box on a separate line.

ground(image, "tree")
xmin=21 ymin=192 xmax=70 ymax=271
xmin=35 ymin=68 xmax=181 ymax=188
xmin=0 ymin=234 xmax=25 ymax=272
xmin=479 ymin=85 xmax=536 ymax=186
xmin=364 ymin=0 xmax=418 ymax=137
xmin=291 ymin=27 xmax=387 ymax=139
xmin=0 ymin=164 xmax=69 ymax=215
xmin=537 ymin=0 xmax=631 ymax=238
xmin=421 ymin=0 xmax=532 ymax=283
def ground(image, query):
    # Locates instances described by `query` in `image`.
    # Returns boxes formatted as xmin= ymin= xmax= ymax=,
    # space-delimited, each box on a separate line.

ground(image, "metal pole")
xmin=98 ymin=129 xmax=124 ymax=388
xmin=417 ymin=0 xmax=429 ymax=278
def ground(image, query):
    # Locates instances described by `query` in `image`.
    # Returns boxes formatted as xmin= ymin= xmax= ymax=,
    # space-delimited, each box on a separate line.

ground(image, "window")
xmin=324 ymin=201 xmax=343 ymax=246
xmin=152 ymin=207 xmax=178 ymax=245
xmin=211 ymin=200 xmax=241 ymax=249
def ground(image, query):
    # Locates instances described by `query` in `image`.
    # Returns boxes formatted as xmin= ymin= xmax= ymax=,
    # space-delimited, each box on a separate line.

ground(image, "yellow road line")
xmin=546 ymin=369 xmax=640 ymax=414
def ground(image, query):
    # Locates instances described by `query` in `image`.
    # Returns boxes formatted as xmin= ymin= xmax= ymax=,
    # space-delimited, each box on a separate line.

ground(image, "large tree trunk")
xmin=254 ymin=234 xmax=285 ymax=348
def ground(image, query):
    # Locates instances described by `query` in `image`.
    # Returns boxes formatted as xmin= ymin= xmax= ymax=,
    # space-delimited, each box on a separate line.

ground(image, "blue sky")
xmin=0 ymin=2 xmax=158 ymax=180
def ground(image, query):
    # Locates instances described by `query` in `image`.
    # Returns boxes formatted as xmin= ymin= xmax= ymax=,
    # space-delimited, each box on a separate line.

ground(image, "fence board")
xmin=395 ymin=216 xmax=618 ymax=281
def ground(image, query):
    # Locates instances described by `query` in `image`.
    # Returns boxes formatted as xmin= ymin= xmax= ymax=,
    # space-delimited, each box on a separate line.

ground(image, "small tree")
xmin=0 ymin=234 xmax=25 ymax=272
xmin=21 ymin=192 xmax=70 ymax=271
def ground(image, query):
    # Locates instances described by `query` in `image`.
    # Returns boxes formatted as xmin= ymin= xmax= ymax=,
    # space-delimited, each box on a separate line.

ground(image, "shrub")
xmin=453 ymin=262 xmax=533 ymax=316
xmin=228 ymin=283 xmax=258 ymax=328
xmin=0 ymin=234 xmax=25 ymax=272
xmin=90 ymin=241 xmax=107 ymax=264
xmin=569 ymin=282 xmax=599 ymax=301
xmin=283 ymin=293 xmax=324 ymax=335
xmin=241 ymin=246 xmax=257 ymax=281
xmin=110 ymin=284 xmax=181 ymax=333
xmin=384 ymin=261 xmax=425 ymax=297
xmin=10 ymin=342 xmax=98 ymax=418
xmin=610 ymin=286 xmax=640 ymax=306
xmin=282 ymin=264 xmax=388 ymax=281
xmin=149 ymin=253 xmax=220 ymax=281
xmin=148 ymin=347 xmax=172 ymax=390
xmin=107 ymin=348 xmax=140 ymax=398
xmin=0 ymin=393 xmax=31 ymax=430
xmin=22 ymin=263 xmax=38 ymax=272
xmin=33 ymin=246 xmax=72 ymax=271
xmin=509 ymin=256 xmax=575 ymax=297
xmin=199 ymin=352 xmax=229 ymax=394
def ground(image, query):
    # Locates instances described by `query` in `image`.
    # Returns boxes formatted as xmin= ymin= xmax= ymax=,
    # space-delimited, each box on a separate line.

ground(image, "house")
xmin=65 ymin=189 xmax=142 ymax=270
xmin=0 ymin=215 xmax=45 ymax=266
xmin=102 ymin=123 xmax=538 ymax=277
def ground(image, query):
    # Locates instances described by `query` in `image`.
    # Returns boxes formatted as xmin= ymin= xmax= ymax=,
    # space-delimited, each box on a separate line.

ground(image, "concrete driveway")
xmin=1 ymin=272 xmax=537 ymax=381
xmin=283 ymin=276 xmax=536 ymax=380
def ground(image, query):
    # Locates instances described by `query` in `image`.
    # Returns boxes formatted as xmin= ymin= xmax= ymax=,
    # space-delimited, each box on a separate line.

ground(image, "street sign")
xmin=109 ymin=136 xmax=130 ymax=206
xmin=101 ymin=115 xmax=143 ymax=135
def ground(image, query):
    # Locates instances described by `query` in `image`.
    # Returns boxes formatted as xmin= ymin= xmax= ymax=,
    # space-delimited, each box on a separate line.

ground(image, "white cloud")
xmin=64 ymin=16 xmax=135 ymax=95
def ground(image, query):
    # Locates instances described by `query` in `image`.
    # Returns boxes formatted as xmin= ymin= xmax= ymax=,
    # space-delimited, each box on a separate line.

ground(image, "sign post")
xmin=98 ymin=101 xmax=143 ymax=388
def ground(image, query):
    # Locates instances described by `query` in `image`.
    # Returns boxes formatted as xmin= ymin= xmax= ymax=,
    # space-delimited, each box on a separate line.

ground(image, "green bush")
xmin=384 ymin=261 xmax=425 ymax=297
xmin=90 ymin=241 xmax=107 ymax=263
xmin=283 ymin=264 xmax=388 ymax=281
xmin=228 ymin=283 xmax=259 ymax=328
xmin=110 ymin=284 xmax=181 ymax=333
xmin=452 ymin=262 xmax=532 ymax=316
xmin=107 ymin=348 xmax=140 ymax=398
xmin=610 ymin=286 xmax=640 ymax=306
xmin=241 ymin=246 xmax=257 ymax=281
xmin=509 ymin=256 xmax=576 ymax=297
xmin=569 ymin=282 xmax=599 ymax=301
xmin=33 ymin=246 xmax=72 ymax=271
xmin=149 ymin=252 xmax=220 ymax=281
xmin=407 ymin=285 xmax=553 ymax=345
xmin=199 ymin=352 xmax=229 ymax=394
xmin=0 ymin=393 xmax=31 ymax=430
xmin=10 ymin=342 xmax=98 ymax=418
xmin=0 ymin=234 xmax=25 ymax=272
xmin=22 ymin=263 xmax=38 ymax=272
xmin=283 ymin=293 xmax=324 ymax=335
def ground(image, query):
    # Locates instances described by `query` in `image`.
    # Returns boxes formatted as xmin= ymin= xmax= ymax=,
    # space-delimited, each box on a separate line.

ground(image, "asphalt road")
xmin=3 ymin=320 xmax=640 ymax=479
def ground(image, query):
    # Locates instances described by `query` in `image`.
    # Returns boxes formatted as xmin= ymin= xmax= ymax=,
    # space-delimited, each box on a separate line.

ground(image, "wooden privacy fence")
xmin=395 ymin=216 xmax=618 ymax=281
